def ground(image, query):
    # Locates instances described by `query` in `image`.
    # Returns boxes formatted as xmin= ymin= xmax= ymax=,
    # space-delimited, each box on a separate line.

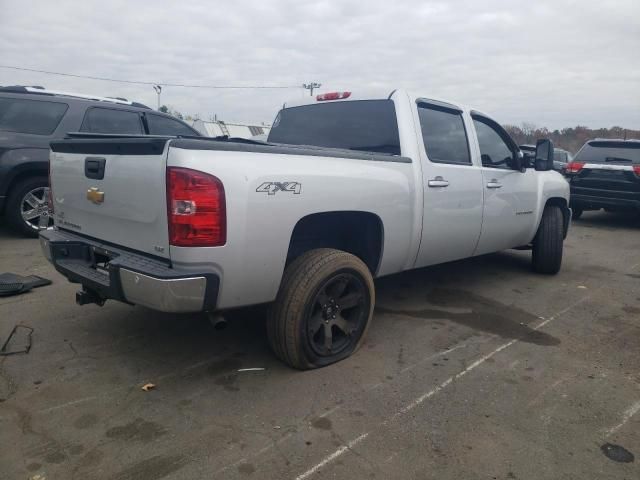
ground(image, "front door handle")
xmin=486 ymin=179 xmax=502 ymax=189
xmin=428 ymin=176 xmax=449 ymax=188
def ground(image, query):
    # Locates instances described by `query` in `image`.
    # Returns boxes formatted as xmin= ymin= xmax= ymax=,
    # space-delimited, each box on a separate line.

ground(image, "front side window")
xmin=146 ymin=114 xmax=197 ymax=136
xmin=473 ymin=118 xmax=514 ymax=169
xmin=81 ymin=108 xmax=143 ymax=134
xmin=418 ymin=104 xmax=470 ymax=165
xmin=0 ymin=98 xmax=68 ymax=135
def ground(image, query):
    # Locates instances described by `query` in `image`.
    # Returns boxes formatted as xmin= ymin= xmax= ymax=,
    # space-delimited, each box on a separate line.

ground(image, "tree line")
xmin=503 ymin=124 xmax=640 ymax=154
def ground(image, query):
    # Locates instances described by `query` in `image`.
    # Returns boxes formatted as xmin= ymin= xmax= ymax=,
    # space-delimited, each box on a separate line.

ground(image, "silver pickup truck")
xmin=40 ymin=89 xmax=570 ymax=369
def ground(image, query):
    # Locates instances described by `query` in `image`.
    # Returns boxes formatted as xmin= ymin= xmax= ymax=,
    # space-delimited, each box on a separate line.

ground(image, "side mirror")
xmin=535 ymin=139 xmax=554 ymax=171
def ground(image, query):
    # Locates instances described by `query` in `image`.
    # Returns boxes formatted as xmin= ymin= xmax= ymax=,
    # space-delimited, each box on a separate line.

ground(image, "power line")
xmin=0 ymin=65 xmax=300 ymax=89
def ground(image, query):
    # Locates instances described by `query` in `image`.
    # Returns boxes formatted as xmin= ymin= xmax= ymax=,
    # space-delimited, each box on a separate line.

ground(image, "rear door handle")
xmin=428 ymin=176 xmax=449 ymax=188
xmin=486 ymin=179 xmax=502 ymax=189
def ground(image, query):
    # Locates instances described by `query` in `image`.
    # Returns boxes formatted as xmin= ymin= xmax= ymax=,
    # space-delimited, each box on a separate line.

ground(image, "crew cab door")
xmin=471 ymin=115 xmax=538 ymax=254
xmin=414 ymin=101 xmax=484 ymax=267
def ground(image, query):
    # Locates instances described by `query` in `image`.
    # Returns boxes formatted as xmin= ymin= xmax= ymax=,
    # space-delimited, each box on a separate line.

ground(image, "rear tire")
xmin=267 ymin=248 xmax=374 ymax=370
xmin=571 ymin=207 xmax=583 ymax=220
xmin=532 ymin=205 xmax=564 ymax=274
xmin=6 ymin=177 xmax=53 ymax=237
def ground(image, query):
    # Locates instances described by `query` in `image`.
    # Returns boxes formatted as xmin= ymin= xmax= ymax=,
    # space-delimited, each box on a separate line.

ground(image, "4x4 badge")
xmin=87 ymin=187 xmax=105 ymax=204
xmin=256 ymin=182 xmax=302 ymax=195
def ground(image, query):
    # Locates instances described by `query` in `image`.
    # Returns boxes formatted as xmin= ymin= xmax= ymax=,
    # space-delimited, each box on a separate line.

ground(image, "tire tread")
xmin=532 ymin=205 xmax=563 ymax=274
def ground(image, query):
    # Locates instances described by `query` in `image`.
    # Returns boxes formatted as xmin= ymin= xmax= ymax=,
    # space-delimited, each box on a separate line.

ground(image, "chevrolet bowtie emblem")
xmin=87 ymin=187 xmax=105 ymax=204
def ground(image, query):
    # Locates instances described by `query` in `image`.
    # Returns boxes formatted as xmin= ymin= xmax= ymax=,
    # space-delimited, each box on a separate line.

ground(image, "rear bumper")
xmin=39 ymin=229 xmax=219 ymax=313
xmin=570 ymin=193 xmax=640 ymax=211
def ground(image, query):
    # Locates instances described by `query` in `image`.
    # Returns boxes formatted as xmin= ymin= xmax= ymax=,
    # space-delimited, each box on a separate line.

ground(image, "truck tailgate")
xmin=49 ymin=137 xmax=171 ymax=259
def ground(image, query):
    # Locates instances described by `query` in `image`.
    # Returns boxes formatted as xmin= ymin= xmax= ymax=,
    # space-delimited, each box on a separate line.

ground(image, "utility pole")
xmin=302 ymin=82 xmax=321 ymax=96
xmin=153 ymin=85 xmax=162 ymax=110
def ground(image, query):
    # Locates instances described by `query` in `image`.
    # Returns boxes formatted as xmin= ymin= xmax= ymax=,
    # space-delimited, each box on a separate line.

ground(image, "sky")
xmin=1 ymin=0 xmax=639 ymax=129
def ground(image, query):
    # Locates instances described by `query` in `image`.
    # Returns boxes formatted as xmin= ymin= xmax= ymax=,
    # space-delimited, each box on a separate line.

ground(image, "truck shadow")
xmin=375 ymin=287 xmax=559 ymax=346
xmin=0 ymin=222 xmax=28 ymax=239
xmin=573 ymin=210 xmax=640 ymax=230
xmin=45 ymin=249 xmax=558 ymax=386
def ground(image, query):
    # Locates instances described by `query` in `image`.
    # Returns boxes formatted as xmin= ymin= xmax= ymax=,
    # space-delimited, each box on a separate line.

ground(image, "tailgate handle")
xmin=85 ymin=157 xmax=106 ymax=180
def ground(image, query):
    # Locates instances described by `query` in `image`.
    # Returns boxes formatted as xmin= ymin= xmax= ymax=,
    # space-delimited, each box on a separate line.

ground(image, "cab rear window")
xmin=574 ymin=141 xmax=640 ymax=164
xmin=267 ymin=100 xmax=401 ymax=155
xmin=0 ymin=98 xmax=68 ymax=135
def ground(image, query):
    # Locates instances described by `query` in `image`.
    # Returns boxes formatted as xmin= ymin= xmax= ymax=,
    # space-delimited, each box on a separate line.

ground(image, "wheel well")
xmin=2 ymin=170 xmax=48 ymax=214
xmin=0 ymin=168 xmax=49 ymax=215
xmin=545 ymin=197 xmax=570 ymax=239
xmin=287 ymin=211 xmax=384 ymax=275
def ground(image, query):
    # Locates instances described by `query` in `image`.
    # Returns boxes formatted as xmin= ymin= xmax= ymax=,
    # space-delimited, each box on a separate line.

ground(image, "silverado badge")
xmin=87 ymin=187 xmax=105 ymax=204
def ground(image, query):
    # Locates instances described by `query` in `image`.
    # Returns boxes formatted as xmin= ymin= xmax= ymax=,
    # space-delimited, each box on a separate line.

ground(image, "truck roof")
xmin=282 ymin=88 xmax=488 ymax=119
xmin=0 ymin=85 xmax=151 ymax=109
xmin=283 ymin=88 xmax=396 ymax=108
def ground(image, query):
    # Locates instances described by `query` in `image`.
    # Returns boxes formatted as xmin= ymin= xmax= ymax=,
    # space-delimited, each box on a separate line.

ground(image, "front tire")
xmin=532 ymin=205 xmax=564 ymax=274
xmin=267 ymin=249 xmax=375 ymax=370
xmin=6 ymin=177 xmax=53 ymax=237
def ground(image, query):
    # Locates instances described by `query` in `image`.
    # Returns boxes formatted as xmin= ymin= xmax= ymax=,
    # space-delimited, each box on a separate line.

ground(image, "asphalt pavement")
xmin=0 ymin=211 xmax=638 ymax=480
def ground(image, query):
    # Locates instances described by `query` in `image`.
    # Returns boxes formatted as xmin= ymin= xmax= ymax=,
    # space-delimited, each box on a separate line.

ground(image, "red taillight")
xmin=316 ymin=91 xmax=351 ymax=101
xmin=633 ymin=165 xmax=640 ymax=176
xmin=167 ymin=167 xmax=226 ymax=247
xmin=565 ymin=161 xmax=585 ymax=174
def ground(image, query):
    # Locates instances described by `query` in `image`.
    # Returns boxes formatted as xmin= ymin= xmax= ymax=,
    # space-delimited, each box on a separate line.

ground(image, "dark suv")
xmin=0 ymin=86 xmax=200 ymax=236
xmin=565 ymin=139 xmax=640 ymax=218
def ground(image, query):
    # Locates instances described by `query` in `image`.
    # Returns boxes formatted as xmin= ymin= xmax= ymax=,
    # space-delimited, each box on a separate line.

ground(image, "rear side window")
xmin=0 ymin=98 xmax=68 ymax=135
xmin=268 ymin=100 xmax=401 ymax=155
xmin=574 ymin=141 xmax=640 ymax=164
xmin=81 ymin=107 xmax=143 ymax=134
xmin=417 ymin=104 xmax=470 ymax=165
xmin=146 ymin=114 xmax=197 ymax=136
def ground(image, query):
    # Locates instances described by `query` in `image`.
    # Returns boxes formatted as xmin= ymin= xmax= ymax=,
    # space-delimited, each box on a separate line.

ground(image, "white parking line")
xmin=293 ymin=295 xmax=590 ymax=480
xmin=213 ymin=343 xmax=468 ymax=476
xmin=294 ymin=433 xmax=370 ymax=480
xmin=604 ymin=400 xmax=640 ymax=438
xmin=38 ymin=395 xmax=99 ymax=413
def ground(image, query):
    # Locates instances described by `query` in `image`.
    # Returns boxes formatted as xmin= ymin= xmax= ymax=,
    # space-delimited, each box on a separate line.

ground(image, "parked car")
xmin=40 ymin=89 xmax=570 ymax=369
xmin=520 ymin=144 xmax=572 ymax=172
xmin=0 ymin=86 xmax=200 ymax=236
xmin=520 ymin=144 xmax=536 ymax=163
xmin=564 ymin=139 xmax=640 ymax=218
xmin=552 ymin=148 xmax=573 ymax=172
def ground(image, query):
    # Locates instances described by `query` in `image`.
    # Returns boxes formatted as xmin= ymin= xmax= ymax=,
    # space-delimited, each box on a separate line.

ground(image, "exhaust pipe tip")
xmin=208 ymin=313 xmax=228 ymax=331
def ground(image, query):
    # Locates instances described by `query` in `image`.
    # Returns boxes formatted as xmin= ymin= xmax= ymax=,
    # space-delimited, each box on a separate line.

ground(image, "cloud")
xmin=0 ymin=0 xmax=638 ymax=128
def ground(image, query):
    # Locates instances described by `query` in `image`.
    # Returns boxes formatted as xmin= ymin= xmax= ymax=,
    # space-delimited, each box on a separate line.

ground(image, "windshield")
xmin=267 ymin=100 xmax=401 ymax=155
